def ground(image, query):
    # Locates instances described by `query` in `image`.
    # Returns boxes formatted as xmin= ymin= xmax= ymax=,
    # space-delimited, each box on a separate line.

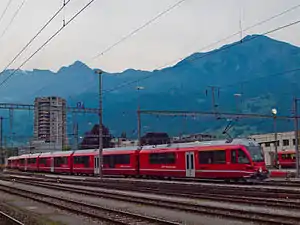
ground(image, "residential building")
xmin=250 ymin=131 xmax=299 ymax=166
xmin=34 ymin=96 xmax=67 ymax=150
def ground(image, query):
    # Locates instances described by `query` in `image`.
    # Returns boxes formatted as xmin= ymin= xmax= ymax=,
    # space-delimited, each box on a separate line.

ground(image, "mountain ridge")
xmin=1 ymin=34 xmax=300 ymax=145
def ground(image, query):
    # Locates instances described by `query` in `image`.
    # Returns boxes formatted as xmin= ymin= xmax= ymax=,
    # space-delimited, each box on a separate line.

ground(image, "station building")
xmin=250 ymin=131 xmax=298 ymax=166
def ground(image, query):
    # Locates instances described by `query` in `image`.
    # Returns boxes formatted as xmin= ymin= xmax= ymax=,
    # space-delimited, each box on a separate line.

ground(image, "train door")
xmin=185 ymin=152 xmax=195 ymax=177
xmin=94 ymin=156 xmax=99 ymax=175
xmin=24 ymin=158 xmax=27 ymax=171
xmin=227 ymin=149 xmax=240 ymax=178
xmin=51 ymin=157 xmax=54 ymax=173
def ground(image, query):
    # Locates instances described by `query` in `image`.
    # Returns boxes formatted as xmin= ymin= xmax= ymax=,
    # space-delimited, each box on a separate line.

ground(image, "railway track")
xmin=0 ymin=182 xmax=180 ymax=225
xmin=7 ymin=173 xmax=300 ymax=201
xmin=4 ymin=177 xmax=300 ymax=210
xmin=6 ymin=169 xmax=300 ymax=188
xmin=0 ymin=210 xmax=24 ymax=225
xmin=1 ymin=178 xmax=300 ymax=225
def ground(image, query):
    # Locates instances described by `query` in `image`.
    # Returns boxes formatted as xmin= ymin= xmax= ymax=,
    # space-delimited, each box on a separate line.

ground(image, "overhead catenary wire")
xmin=0 ymin=0 xmax=72 ymax=75
xmin=101 ymin=18 xmax=300 ymax=95
xmin=0 ymin=0 xmax=13 ymax=27
xmin=155 ymin=2 xmax=300 ymax=70
xmin=30 ymin=0 xmax=189 ymax=98
xmin=0 ymin=0 xmax=97 ymax=88
xmin=92 ymin=0 xmax=188 ymax=60
xmin=0 ymin=0 xmax=26 ymax=41
xmin=62 ymin=2 xmax=300 ymax=104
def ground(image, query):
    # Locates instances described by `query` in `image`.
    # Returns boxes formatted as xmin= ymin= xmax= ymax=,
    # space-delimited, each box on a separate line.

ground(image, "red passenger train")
xmin=7 ymin=138 xmax=269 ymax=181
xmin=278 ymin=150 xmax=296 ymax=168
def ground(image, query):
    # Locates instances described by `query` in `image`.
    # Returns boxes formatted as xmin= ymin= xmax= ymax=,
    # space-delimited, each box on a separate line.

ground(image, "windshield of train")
xmin=246 ymin=146 xmax=264 ymax=162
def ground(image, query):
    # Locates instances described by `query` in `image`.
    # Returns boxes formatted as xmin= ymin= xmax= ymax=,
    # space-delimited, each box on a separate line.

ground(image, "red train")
xmin=278 ymin=150 xmax=296 ymax=168
xmin=7 ymin=138 xmax=269 ymax=181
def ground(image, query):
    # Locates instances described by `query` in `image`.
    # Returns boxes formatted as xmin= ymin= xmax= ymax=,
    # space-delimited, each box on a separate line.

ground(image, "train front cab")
xmin=192 ymin=146 xmax=268 ymax=181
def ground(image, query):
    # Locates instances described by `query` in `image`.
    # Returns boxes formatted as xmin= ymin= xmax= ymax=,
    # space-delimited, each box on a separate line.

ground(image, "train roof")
xmin=16 ymin=138 xmax=258 ymax=158
xmin=73 ymin=149 xmax=98 ymax=155
xmin=18 ymin=154 xmax=30 ymax=159
xmin=39 ymin=150 xmax=74 ymax=157
xmin=51 ymin=150 xmax=74 ymax=156
xmin=28 ymin=153 xmax=42 ymax=158
xmin=140 ymin=138 xmax=259 ymax=150
xmin=8 ymin=156 xmax=19 ymax=160
xmin=104 ymin=146 xmax=140 ymax=151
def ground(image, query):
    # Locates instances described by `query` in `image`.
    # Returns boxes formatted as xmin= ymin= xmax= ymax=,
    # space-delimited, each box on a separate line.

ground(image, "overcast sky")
xmin=0 ymin=0 xmax=300 ymax=73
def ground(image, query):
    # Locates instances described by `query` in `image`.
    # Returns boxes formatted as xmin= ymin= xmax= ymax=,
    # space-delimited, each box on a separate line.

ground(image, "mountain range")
xmin=1 ymin=34 xmax=300 ymax=145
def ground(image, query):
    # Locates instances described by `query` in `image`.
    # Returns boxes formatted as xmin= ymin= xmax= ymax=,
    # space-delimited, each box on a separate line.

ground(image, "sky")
xmin=0 ymin=0 xmax=300 ymax=73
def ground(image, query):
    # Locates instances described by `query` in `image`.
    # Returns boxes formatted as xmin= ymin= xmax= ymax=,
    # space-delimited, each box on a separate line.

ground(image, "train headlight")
xmin=259 ymin=167 xmax=262 ymax=173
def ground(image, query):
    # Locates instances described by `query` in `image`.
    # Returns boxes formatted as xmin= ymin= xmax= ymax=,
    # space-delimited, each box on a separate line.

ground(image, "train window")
xmin=198 ymin=151 xmax=226 ymax=164
xmin=19 ymin=159 xmax=25 ymax=165
xmin=104 ymin=154 xmax=130 ymax=165
xmin=283 ymin=139 xmax=289 ymax=146
xmin=186 ymin=155 xmax=189 ymax=169
xmin=231 ymin=150 xmax=237 ymax=163
xmin=39 ymin=158 xmax=47 ymax=165
xmin=54 ymin=157 xmax=68 ymax=166
xmin=115 ymin=154 xmax=130 ymax=164
xmin=214 ymin=151 xmax=226 ymax=164
xmin=238 ymin=150 xmax=250 ymax=164
xmin=74 ymin=156 xmax=90 ymax=167
xmin=28 ymin=158 xmax=37 ymax=164
xmin=199 ymin=151 xmax=213 ymax=164
xmin=149 ymin=153 xmax=176 ymax=164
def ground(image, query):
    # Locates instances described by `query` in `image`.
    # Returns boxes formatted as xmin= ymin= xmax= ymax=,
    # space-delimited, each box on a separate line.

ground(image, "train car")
xmin=10 ymin=156 xmax=19 ymax=169
xmin=53 ymin=151 xmax=74 ymax=174
xmin=7 ymin=156 xmax=15 ymax=169
xmin=27 ymin=153 xmax=42 ymax=172
xmin=39 ymin=152 xmax=53 ymax=173
xmin=278 ymin=150 xmax=295 ymax=168
xmin=18 ymin=154 xmax=30 ymax=171
xmin=73 ymin=149 xmax=97 ymax=175
xmin=139 ymin=138 xmax=268 ymax=181
xmin=103 ymin=146 xmax=139 ymax=176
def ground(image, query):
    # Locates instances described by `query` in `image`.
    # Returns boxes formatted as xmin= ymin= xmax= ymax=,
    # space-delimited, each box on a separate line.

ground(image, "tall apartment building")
xmin=34 ymin=97 xmax=67 ymax=149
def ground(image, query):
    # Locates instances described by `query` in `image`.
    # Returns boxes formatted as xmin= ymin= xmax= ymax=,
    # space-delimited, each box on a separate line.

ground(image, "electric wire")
xmin=0 ymin=0 xmax=26 ymax=41
xmin=156 ymin=2 xmax=300 ymax=70
xmin=92 ymin=0 xmax=188 ymax=60
xmin=30 ymin=0 xmax=189 ymax=97
xmin=101 ymin=18 xmax=300 ymax=95
xmin=0 ymin=0 xmax=96 ymax=88
xmin=0 ymin=0 xmax=72 ymax=75
xmin=0 ymin=0 xmax=13 ymax=26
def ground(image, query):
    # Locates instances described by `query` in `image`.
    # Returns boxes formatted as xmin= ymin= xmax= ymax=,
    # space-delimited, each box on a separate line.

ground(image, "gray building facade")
xmin=34 ymin=96 xmax=67 ymax=149
xmin=250 ymin=131 xmax=298 ymax=166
